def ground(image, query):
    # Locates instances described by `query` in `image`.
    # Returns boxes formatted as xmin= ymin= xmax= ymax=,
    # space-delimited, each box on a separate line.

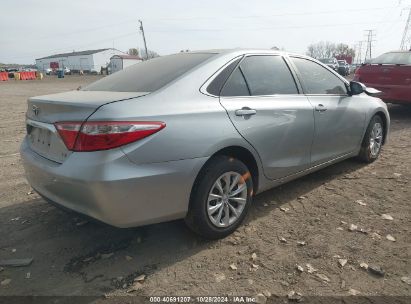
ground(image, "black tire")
xmin=185 ymin=155 xmax=253 ymax=239
xmin=358 ymin=115 xmax=384 ymax=163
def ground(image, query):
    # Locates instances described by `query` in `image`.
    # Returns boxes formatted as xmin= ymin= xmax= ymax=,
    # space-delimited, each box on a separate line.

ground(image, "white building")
xmin=35 ymin=48 xmax=127 ymax=73
xmin=110 ymin=54 xmax=142 ymax=73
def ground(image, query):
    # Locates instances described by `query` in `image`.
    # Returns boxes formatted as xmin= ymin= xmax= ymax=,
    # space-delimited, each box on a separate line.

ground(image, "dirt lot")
xmin=0 ymin=76 xmax=410 ymax=302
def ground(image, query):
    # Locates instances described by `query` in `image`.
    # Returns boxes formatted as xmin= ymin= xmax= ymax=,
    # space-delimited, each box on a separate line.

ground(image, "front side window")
xmin=291 ymin=57 xmax=347 ymax=95
xmin=239 ymin=56 xmax=298 ymax=95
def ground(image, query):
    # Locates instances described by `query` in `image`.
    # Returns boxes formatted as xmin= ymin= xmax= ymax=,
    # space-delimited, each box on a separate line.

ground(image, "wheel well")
xmin=374 ymin=111 xmax=388 ymax=145
xmin=208 ymin=146 xmax=259 ymax=194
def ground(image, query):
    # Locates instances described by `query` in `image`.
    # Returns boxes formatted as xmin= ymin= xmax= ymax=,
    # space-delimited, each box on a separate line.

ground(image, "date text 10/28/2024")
xmin=149 ymin=296 xmax=257 ymax=303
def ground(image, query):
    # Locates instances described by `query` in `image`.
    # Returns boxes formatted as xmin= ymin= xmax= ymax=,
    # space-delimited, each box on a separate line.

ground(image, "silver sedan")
xmin=20 ymin=49 xmax=390 ymax=239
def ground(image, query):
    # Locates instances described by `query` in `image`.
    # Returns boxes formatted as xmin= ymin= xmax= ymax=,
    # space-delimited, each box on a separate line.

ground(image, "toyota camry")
xmin=21 ymin=49 xmax=390 ymax=239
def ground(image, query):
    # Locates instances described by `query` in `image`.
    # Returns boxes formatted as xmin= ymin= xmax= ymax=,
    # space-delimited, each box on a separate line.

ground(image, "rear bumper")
xmin=362 ymin=83 xmax=411 ymax=104
xmin=20 ymin=138 xmax=207 ymax=228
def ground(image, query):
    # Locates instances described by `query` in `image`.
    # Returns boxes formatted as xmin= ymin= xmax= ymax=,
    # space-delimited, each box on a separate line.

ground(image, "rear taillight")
xmin=55 ymin=121 xmax=165 ymax=152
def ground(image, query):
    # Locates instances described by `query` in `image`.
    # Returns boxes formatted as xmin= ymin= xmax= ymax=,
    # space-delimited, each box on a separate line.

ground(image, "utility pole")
xmin=364 ymin=30 xmax=376 ymax=62
xmin=139 ymin=20 xmax=149 ymax=60
xmin=355 ymin=41 xmax=363 ymax=64
xmin=400 ymin=8 xmax=411 ymax=50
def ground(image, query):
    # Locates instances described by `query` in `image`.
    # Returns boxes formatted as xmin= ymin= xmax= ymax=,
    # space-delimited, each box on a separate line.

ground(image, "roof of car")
xmin=186 ymin=48 xmax=303 ymax=57
xmin=386 ymin=50 xmax=411 ymax=53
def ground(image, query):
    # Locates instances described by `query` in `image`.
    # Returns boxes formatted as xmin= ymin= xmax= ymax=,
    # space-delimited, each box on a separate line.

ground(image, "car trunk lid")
xmin=27 ymin=91 xmax=146 ymax=122
xmin=26 ymin=91 xmax=148 ymax=163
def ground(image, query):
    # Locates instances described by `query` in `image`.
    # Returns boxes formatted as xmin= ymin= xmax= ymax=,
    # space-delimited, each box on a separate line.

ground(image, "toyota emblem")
xmin=32 ymin=105 xmax=39 ymax=116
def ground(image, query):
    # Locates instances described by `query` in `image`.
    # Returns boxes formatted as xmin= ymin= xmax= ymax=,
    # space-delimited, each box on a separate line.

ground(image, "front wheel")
xmin=358 ymin=115 xmax=384 ymax=163
xmin=185 ymin=156 xmax=253 ymax=239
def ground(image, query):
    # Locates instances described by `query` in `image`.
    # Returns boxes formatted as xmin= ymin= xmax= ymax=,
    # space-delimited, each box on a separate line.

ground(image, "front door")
xmin=290 ymin=56 xmax=365 ymax=165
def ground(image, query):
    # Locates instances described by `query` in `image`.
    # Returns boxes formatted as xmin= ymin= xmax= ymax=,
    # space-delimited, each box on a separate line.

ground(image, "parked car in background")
xmin=21 ymin=49 xmax=390 ymax=239
xmin=350 ymin=64 xmax=360 ymax=74
xmin=45 ymin=68 xmax=53 ymax=75
xmin=63 ymin=67 xmax=71 ymax=75
xmin=90 ymin=68 xmax=99 ymax=75
xmin=22 ymin=67 xmax=37 ymax=72
xmin=353 ymin=51 xmax=411 ymax=104
xmin=6 ymin=68 xmax=18 ymax=78
xmin=337 ymin=60 xmax=350 ymax=76
xmin=318 ymin=58 xmax=339 ymax=71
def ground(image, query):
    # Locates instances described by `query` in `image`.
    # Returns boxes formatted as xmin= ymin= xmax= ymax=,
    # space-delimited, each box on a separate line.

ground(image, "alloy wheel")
xmin=207 ymin=171 xmax=248 ymax=228
xmin=369 ymin=122 xmax=383 ymax=157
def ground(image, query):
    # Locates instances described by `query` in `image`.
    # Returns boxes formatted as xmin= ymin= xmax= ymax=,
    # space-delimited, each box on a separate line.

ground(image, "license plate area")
xmin=26 ymin=119 xmax=70 ymax=163
xmin=28 ymin=126 xmax=52 ymax=155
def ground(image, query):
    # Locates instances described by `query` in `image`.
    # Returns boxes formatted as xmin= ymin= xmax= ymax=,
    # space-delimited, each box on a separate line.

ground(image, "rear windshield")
xmin=371 ymin=52 xmax=411 ymax=65
xmin=82 ymin=53 xmax=215 ymax=92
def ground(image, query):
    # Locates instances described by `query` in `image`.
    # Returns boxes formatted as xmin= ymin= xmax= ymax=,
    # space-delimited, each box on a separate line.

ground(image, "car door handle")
xmin=315 ymin=104 xmax=327 ymax=112
xmin=235 ymin=107 xmax=257 ymax=117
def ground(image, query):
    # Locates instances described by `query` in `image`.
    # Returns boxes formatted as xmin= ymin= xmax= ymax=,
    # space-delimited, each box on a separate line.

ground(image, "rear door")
xmin=290 ymin=56 xmax=365 ymax=165
xmin=218 ymin=55 xmax=314 ymax=180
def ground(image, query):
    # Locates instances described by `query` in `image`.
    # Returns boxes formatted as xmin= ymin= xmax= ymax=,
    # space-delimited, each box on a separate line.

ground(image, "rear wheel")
xmin=358 ymin=115 xmax=384 ymax=163
xmin=185 ymin=155 xmax=253 ymax=239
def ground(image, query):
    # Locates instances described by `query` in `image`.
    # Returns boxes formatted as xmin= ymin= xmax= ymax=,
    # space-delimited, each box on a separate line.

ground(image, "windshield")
xmin=371 ymin=52 xmax=411 ymax=65
xmin=83 ymin=53 xmax=215 ymax=92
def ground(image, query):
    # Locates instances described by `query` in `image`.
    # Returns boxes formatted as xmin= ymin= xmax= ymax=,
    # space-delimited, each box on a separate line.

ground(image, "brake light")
xmin=55 ymin=121 xmax=165 ymax=152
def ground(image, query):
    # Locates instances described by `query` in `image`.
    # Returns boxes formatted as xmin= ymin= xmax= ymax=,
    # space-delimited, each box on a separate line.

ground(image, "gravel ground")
xmin=0 ymin=76 xmax=410 ymax=302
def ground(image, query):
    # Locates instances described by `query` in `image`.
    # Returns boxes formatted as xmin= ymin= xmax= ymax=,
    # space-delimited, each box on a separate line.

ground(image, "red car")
xmin=353 ymin=51 xmax=411 ymax=104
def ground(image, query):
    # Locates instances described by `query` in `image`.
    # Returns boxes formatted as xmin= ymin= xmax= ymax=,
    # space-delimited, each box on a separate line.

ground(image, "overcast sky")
xmin=1 ymin=0 xmax=410 ymax=64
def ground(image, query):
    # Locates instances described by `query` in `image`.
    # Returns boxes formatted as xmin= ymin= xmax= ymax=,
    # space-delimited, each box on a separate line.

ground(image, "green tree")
xmin=128 ymin=48 xmax=139 ymax=56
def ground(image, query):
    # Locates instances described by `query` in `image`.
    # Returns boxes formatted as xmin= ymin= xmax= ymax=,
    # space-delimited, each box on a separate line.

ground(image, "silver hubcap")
xmin=369 ymin=122 xmax=383 ymax=157
xmin=207 ymin=172 xmax=248 ymax=228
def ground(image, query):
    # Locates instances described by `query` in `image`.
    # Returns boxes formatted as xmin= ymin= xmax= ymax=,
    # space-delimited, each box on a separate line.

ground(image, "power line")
xmin=4 ymin=32 xmax=137 ymax=61
xmin=1 ymin=6 xmax=397 ymax=45
xmin=147 ymin=19 xmax=402 ymax=33
xmin=144 ymin=6 xmax=395 ymax=21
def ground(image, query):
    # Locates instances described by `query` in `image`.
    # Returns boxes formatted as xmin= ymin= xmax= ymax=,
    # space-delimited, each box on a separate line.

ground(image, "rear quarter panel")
xmin=91 ymin=92 xmax=258 ymax=164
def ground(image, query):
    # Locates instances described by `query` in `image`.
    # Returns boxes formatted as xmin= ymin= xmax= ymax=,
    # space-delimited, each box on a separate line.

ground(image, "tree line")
xmin=306 ymin=41 xmax=355 ymax=59
xmin=128 ymin=48 xmax=159 ymax=59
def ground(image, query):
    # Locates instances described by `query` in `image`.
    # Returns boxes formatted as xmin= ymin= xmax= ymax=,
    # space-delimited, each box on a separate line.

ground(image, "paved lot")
xmin=0 ymin=76 xmax=410 ymax=300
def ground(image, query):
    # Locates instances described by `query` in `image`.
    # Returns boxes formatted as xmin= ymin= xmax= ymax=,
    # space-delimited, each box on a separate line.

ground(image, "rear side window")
xmin=207 ymin=58 xmax=242 ymax=96
xmin=291 ymin=57 xmax=347 ymax=95
xmin=240 ymin=56 xmax=298 ymax=95
xmin=83 ymin=53 xmax=215 ymax=92
xmin=371 ymin=52 xmax=411 ymax=65
xmin=221 ymin=68 xmax=250 ymax=96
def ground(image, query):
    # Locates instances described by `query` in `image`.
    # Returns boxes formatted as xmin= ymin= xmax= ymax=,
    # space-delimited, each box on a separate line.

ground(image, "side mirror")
xmin=350 ymin=81 xmax=382 ymax=97
xmin=350 ymin=81 xmax=365 ymax=95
